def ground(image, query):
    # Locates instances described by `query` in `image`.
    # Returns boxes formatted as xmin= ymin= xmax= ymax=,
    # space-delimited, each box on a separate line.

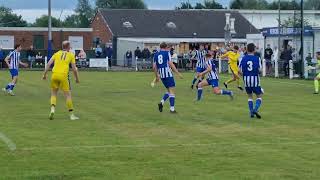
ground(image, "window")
xmin=33 ymin=35 xmax=44 ymax=50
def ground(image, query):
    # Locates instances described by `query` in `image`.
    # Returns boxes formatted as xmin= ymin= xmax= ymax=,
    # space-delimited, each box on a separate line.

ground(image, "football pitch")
xmin=0 ymin=71 xmax=319 ymax=180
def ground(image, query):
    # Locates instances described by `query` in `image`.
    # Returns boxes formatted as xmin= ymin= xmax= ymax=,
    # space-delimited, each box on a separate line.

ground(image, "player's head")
xmin=205 ymin=53 xmax=212 ymax=61
xmin=62 ymin=41 xmax=71 ymax=51
xmin=160 ymin=42 xmax=167 ymax=50
xmin=200 ymin=44 xmax=204 ymax=50
xmin=14 ymin=44 xmax=22 ymax=52
xmin=233 ymin=45 xmax=239 ymax=52
xmin=247 ymin=43 xmax=256 ymax=54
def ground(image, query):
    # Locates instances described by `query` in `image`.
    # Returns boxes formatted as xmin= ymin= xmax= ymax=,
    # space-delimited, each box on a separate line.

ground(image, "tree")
xmin=33 ymin=15 xmax=62 ymax=27
xmin=268 ymin=0 xmax=300 ymax=10
xmin=0 ymin=6 xmax=27 ymax=27
xmin=230 ymin=0 xmax=244 ymax=9
xmin=194 ymin=3 xmax=204 ymax=9
xmin=176 ymin=2 xmax=193 ymax=9
xmin=305 ymin=0 xmax=320 ymax=10
xmin=96 ymin=0 xmax=146 ymax=9
xmin=74 ymin=0 xmax=94 ymax=28
xmin=203 ymin=0 xmax=224 ymax=9
xmin=282 ymin=16 xmax=310 ymax=27
xmin=63 ymin=15 xmax=82 ymax=28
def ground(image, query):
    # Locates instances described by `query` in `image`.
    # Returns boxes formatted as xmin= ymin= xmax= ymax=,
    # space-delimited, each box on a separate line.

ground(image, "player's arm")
xmin=219 ymin=52 xmax=229 ymax=60
xmin=168 ymin=53 xmax=183 ymax=79
xmin=152 ymin=63 xmax=160 ymax=82
xmin=42 ymin=58 xmax=55 ymax=80
xmin=71 ymin=62 xmax=80 ymax=83
xmin=4 ymin=56 xmax=10 ymax=67
xmin=19 ymin=61 xmax=28 ymax=68
xmin=199 ymin=64 xmax=212 ymax=78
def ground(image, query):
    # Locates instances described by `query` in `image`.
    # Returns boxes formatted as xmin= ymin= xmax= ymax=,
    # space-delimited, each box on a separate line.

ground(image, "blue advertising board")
xmin=262 ymin=27 xmax=313 ymax=37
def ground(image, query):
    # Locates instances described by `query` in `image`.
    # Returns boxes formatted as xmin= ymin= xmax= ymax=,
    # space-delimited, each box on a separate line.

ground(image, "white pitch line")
xmin=0 ymin=132 xmax=16 ymax=151
xmin=19 ymin=141 xmax=320 ymax=151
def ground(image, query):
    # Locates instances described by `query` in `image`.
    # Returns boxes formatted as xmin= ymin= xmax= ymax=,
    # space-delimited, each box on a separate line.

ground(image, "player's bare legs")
xmin=314 ymin=76 xmax=320 ymax=94
xmin=224 ymin=72 xmax=243 ymax=91
xmin=63 ymin=91 xmax=79 ymax=120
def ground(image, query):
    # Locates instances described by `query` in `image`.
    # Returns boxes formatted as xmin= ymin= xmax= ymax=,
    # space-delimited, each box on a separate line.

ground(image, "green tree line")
xmin=0 ymin=0 xmax=319 ymax=28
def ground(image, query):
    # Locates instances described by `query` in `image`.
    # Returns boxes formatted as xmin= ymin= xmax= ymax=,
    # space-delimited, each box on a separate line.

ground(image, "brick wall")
xmin=0 ymin=30 xmax=92 ymax=50
xmin=91 ymin=11 xmax=113 ymax=45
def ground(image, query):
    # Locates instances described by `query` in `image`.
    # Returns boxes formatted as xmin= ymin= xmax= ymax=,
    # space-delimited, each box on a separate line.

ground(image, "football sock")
xmin=314 ymin=80 xmax=319 ymax=93
xmin=192 ymin=78 xmax=197 ymax=85
xmin=248 ymin=99 xmax=254 ymax=114
xmin=197 ymin=88 xmax=203 ymax=100
xmin=161 ymin=93 xmax=169 ymax=105
xmin=5 ymin=83 xmax=12 ymax=90
xmin=226 ymin=78 xmax=234 ymax=84
xmin=254 ymin=98 xmax=262 ymax=112
xmin=50 ymin=96 xmax=57 ymax=106
xmin=169 ymin=94 xmax=175 ymax=111
xmin=10 ymin=84 xmax=15 ymax=91
xmin=221 ymin=90 xmax=232 ymax=96
xmin=66 ymin=99 xmax=74 ymax=112
xmin=236 ymin=79 xmax=241 ymax=87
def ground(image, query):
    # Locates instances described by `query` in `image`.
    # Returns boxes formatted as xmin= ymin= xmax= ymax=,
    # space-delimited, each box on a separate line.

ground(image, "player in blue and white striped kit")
xmin=239 ymin=43 xmax=263 ymax=119
xmin=197 ymin=53 xmax=233 ymax=101
xmin=153 ymin=42 xmax=183 ymax=113
xmin=2 ymin=44 xmax=28 ymax=96
xmin=191 ymin=45 xmax=207 ymax=89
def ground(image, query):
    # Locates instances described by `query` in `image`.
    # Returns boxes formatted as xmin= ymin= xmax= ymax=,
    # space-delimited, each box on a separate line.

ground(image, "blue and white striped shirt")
xmin=196 ymin=50 xmax=206 ymax=69
xmin=239 ymin=54 xmax=261 ymax=88
xmin=154 ymin=50 xmax=173 ymax=79
xmin=7 ymin=51 xmax=20 ymax=70
xmin=206 ymin=59 xmax=219 ymax=80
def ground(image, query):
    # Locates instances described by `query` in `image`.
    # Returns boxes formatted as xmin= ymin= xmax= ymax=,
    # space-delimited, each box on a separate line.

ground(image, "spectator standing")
xmin=95 ymin=45 xmax=103 ymax=58
xmin=26 ymin=45 xmax=36 ymax=68
xmin=264 ymin=44 xmax=274 ymax=75
xmin=125 ymin=50 xmax=132 ymax=67
xmin=142 ymin=48 xmax=151 ymax=60
xmin=0 ymin=47 xmax=4 ymax=69
xmin=134 ymin=47 xmax=142 ymax=59
xmin=104 ymin=44 xmax=113 ymax=67
xmin=280 ymin=47 xmax=293 ymax=77
xmin=171 ymin=50 xmax=178 ymax=68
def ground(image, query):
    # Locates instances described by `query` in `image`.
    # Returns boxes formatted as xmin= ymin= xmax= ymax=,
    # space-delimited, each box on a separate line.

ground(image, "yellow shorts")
xmin=230 ymin=65 xmax=239 ymax=75
xmin=51 ymin=73 xmax=70 ymax=92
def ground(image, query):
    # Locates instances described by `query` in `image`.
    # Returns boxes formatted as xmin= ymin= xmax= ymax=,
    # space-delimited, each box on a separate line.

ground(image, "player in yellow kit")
xmin=220 ymin=45 xmax=243 ymax=91
xmin=42 ymin=41 xmax=80 ymax=120
xmin=314 ymin=49 xmax=320 ymax=94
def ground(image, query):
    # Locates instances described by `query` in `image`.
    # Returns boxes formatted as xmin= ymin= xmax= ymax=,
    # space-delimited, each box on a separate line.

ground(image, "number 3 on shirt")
xmin=247 ymin=61 xmax=253 ymax=71
xmin=158 ymin=55 xmax=163 ymax=64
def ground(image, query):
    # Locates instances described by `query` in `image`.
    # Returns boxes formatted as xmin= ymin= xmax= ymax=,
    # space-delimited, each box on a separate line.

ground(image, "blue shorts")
xmin=9 ymin=69 xmax=19 ymax=78
xmin=196 ymin=67 xmax=206 ymax=73
xmin=245 ymin=87 xmax=263 ymax=95
xmin=161 ymin=77 xmax=175 ymax=89
xmin=207 ymin=79 xmax=219 ymax=88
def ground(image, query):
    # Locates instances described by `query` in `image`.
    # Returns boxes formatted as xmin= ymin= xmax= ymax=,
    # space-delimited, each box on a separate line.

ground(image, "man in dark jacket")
xmin=280 ymin=47 xmax=293 ymax=77
xmin=104 ymin=44 xmax=113 ymax=67
xmin=125 ymin=50 xmax=132 ymax=67
xmin=264 ymin=44 xmax=273 ymax=74
xmin=134 ymin=47 xmax=142 ymax=59
xmin=141 ymin=48 xmax=151 ymax=60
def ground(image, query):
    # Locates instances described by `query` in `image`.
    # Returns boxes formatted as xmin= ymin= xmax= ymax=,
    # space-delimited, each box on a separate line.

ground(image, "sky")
xmin=0 ymin=0 xmax=232 ymax=22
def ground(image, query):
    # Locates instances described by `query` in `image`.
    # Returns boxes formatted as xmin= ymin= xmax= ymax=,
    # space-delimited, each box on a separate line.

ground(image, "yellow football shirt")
xmin=52 ymin=50 xmax=76 ymax=75
xmin=224 ymin=51 xmax=240 ymax=66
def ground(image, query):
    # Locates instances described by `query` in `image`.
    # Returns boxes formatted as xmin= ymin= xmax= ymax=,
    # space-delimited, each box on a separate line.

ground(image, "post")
xmin=304 ymin=59 xmax=308 ymax=79
xmin=300 ymin=0 xmax=304 ymax=78
xmin=218 ymin=58 xmax=222 ymax=73
xmin=44 ymin=56 xmax=48 ymax=69
xmin=262 ymin=59 xmax=266 ymax=77
xmin=275 ymin=59 xmax=279 ymax=78
xmin=48 ymin=0 xmax=52 ymax=59
xmin=277 ymin=0 xmax=281 ymax=66
xmin=106 ymin=56 xmax=109 ymax=72
xmin=135 ymin=56 xmax=138 ymax=72
xmin=289 ymin=60 xmax=294 ymax=79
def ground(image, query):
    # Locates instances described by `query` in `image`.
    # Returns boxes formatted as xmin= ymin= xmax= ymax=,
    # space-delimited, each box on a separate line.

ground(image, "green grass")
xmin=0 ymin=70 xmax=319 ymax=180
